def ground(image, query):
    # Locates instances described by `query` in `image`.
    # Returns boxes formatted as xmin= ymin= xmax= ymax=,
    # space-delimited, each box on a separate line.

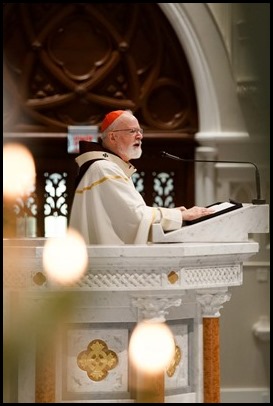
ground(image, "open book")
xmin=183 ymin=200 xmax=243 ymax=225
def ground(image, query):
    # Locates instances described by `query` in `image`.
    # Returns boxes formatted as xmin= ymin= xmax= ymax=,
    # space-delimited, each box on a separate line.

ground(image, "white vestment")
xmin=69 ymin=151 xmax=182 ymax=244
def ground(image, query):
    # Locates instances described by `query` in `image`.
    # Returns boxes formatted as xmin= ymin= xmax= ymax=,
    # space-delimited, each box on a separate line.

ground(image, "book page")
xmin=210 ymin=202 xmax=236 ymax=213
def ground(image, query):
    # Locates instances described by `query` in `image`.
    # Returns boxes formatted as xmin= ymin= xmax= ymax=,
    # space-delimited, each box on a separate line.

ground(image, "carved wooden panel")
xmin=3 ymin=3 xmax=197 ymax=133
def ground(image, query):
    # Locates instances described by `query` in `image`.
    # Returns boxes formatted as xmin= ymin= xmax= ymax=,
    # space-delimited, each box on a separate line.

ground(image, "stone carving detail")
xmin=196 ymin=289 xmax=232 ymax=317
xmin=131 ymin=296 xmax=182 ymax=321
xmin=181 ymin=264 xmax=242 ymax=288
xmin=77 ymin=270 xmax=162 ymax=289
xmin=166 ymin=343 xmax=182 ymax=377
xmin=77 ymin=339 xmax=118 ymax=382
xmin=4 ymin=273 xmax=27 ymax=289
xmin=4 ymin=263 xmax=243 ymax=291
xmin=77 ymin=265 xmax=241 ymax=290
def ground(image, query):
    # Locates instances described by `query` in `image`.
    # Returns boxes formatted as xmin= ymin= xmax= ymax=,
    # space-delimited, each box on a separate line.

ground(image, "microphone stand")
xmin=161 ymin=151 xmax=266 ymax=205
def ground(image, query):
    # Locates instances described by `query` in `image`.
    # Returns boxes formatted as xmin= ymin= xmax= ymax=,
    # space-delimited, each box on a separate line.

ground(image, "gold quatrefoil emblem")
xmin=77 ymin=339 xmax=118 ymax=381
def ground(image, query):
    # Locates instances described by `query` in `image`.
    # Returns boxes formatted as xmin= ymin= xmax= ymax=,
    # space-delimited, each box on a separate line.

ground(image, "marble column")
xmin=196 ymin=288 xmax=231 ymax=403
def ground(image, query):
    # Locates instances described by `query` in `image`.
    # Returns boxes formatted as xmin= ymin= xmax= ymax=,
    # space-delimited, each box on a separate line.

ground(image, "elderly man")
xmin=69 ymin=110 xmax=213 ymax=244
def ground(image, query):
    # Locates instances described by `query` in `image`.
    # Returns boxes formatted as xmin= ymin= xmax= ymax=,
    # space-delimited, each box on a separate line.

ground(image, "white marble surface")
xmin=151 ymin=204 xmax=269 ymax=243
xmin=165 ymin=324 xmax=189 ymax=389
xmin=66 ymin=328 xmax=128 ymax=394
xmin=3 ymin=236 xmax=264 ymax=403
xmin=4 ymin=239 xmax=259 ymax=292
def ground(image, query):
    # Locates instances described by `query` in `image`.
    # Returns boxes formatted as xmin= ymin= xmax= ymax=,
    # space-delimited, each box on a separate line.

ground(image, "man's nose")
xmin=136 ymin=130 xmax=143 ymax=139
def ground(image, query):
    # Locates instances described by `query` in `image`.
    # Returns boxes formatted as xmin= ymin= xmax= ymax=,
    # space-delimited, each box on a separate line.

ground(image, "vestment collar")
xmin=75 ymin=151 xmax=137 ymax=177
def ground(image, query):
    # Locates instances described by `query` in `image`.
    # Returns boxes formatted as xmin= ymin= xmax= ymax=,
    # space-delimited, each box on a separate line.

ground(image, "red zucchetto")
xmin=100 ymin=110 xmax=125 ymax=132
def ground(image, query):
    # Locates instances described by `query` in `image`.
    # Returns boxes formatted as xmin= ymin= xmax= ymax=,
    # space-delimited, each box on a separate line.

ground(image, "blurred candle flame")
xmin=43 ymin=228 xmax=88 ymax=284
xmin=129 ymin=320 xmax=175 ymax=373
xmin=3 ymin=143 xmax=36 ymax=198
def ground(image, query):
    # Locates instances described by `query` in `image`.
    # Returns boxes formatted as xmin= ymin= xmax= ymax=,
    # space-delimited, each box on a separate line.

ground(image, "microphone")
xmin=161 ymin=151 xmax=266 ymax=205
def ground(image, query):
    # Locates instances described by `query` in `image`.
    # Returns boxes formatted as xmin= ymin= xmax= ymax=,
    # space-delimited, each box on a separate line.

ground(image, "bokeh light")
xmin=129 ymin=320 xmax=175 ymax=373
xmin=43 ymin=228 xmax=88 ymax=284
xmin=3 ymin=143 xmax=36 ymax=198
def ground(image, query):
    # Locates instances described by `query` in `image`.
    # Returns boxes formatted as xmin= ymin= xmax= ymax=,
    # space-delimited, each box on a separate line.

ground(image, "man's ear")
xmin=108 ymin=131 xmax=117 ymax=143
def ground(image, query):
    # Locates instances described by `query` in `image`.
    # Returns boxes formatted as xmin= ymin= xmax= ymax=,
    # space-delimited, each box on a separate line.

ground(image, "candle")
xmin=129 ymin=320 xmax=175 ymax=403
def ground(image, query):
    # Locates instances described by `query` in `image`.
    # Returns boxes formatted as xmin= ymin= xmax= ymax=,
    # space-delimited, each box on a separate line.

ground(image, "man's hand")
xmin=177 ymin=205 xmax=215 ymax=221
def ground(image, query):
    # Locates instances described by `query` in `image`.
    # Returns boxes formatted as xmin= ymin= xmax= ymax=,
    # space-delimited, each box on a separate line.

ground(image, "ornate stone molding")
xmin=4 ymin=241 xmax=257 ymax=292
xmin=180 ymin=264 xmax=242 ymax=289
xmin=196 ymin=288 xmax=232 ymax=317
xmin=131 ymin=295 xmax=182 ymax=321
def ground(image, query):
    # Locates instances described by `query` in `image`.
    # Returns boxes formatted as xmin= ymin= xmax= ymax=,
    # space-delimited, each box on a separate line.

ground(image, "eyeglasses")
xmin=111 ymin=128 xmax=144 ymax=135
